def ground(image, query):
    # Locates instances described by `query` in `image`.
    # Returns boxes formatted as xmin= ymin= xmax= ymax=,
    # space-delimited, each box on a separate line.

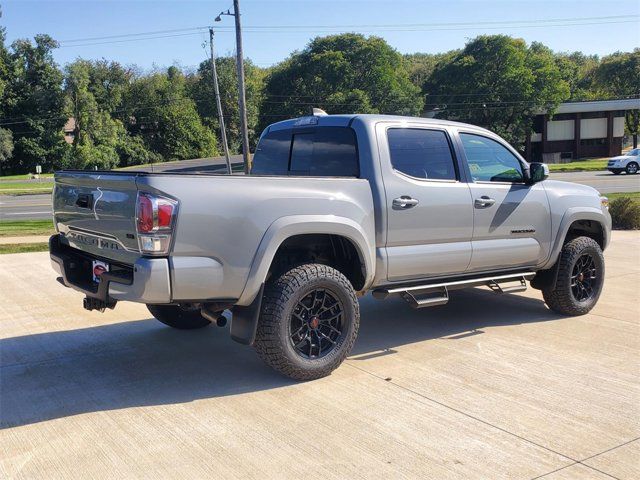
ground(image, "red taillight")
xmin=137 ymin=194 xmax=154 ymax=233
xmin=136 ymin=192 xmax=176 ymax=233
xmin=157 ymin=202 xmax=174 ymax=228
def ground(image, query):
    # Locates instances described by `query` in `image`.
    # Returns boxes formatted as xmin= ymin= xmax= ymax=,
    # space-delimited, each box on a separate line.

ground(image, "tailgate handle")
xmin=75 ymin=193 xmax=93 ymax=209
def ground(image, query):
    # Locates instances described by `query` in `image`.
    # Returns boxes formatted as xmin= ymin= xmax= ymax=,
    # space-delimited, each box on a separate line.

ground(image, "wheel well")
xmin=565 ymin=219 xmax=604 ymax=249
xmin=268 ymin=234 xmax=366 ymax=290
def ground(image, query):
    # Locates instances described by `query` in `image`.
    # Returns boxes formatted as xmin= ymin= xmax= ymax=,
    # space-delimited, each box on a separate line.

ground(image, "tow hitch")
xmin=83 ymin=296 xmax=117 ymax=312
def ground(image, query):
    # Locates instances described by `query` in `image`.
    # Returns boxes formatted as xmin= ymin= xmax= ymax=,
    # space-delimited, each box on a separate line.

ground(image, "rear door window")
xmin=387 ymin=128 xmax=457 ymax=180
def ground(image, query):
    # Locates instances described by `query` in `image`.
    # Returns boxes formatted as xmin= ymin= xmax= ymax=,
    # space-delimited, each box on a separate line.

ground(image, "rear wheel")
xmin=147 ymin=304 xmax=211 ymax=329
xmin=626 ymin=162 xmax=639 ymax=174
xmin=254 ymin=264 xmax=359 ymax=381
xmin=542 ymin=237 xmax=604 ymax=316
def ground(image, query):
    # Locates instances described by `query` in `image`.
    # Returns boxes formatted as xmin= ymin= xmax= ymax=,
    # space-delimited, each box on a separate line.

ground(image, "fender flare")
xmin=236 ymin=215 xmax=376 ymax=307
xmin=540 ymin=206 xmax=610 ymax=270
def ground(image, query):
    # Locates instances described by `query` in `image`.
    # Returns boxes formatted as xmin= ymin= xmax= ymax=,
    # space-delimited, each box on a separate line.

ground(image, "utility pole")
xmin=209 ymin=28 xmax=232 ymax=174
xmin=233 ymin=0 xmax=250 ymax=174
xmin=215 ymin=0 xmax=250 ymax=174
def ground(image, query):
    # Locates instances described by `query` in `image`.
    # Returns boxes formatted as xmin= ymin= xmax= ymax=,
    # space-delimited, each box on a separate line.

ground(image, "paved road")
xmin=0 ymin=194 xmax=52 ymax=220
xmin=1 ymin=167 xmax=639 ymax=221
xmin=550 ymin=170 xmax=640 ymax=193
xmin=1 ymin=231 xmax=638 ymax=478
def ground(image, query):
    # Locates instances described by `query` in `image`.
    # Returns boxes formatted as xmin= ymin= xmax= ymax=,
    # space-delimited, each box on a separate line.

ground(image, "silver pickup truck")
xmin=50 ymin=113 xmax=611 ymax=380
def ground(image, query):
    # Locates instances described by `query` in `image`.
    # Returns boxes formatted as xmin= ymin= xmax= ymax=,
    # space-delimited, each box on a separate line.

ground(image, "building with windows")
xmin=525 ymin=98 xmax=639 ymax=163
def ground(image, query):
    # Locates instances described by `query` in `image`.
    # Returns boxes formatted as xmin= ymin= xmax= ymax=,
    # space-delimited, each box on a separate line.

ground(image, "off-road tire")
xmin=147 ymin=304 xmax=211 ymax=329
xmin=626 ymin=162 xmax=639 ymax=175
xmin=254 ymin=264 xmax=359 ymax=381
xmin=542 ymin=236 xmax=604 ymax=316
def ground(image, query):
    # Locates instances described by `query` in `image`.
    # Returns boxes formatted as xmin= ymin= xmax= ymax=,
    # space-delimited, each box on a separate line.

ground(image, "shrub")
xmin=609 ymin=197 xmax=640 ymax=230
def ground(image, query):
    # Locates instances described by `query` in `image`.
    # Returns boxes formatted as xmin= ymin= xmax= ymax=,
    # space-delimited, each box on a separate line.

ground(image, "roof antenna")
xmin=312 ymin=107 xmax=328 ymax=116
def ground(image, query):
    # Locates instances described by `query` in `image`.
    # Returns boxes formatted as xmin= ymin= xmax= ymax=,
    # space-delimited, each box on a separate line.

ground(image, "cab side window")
xmin=387 ymin=128 xmax=457 ymax=180
xmin=460 ymin=133 xmax=524 ymax=183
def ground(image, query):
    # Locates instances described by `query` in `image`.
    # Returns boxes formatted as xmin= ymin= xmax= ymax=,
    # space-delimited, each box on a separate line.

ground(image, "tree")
xmin=424 ymin=35 xmax=569 ymax=148
xmin=188 ymin=57 xmax=264 ymax=152
xmin=0 ymin=7 xmax=8 ymax=116
xmin=260 ymin=34 xmax=423 ymax=131
xmin=592 ymin=50 xmax=640 ymax=147
xmin=553 ymin=51 xmax=600 ymax=101
xmin=2 ymin=35 xmax=68 ymax=173
xmin=0 ymin=127 xmax=13 ymax=174
xmin=404 ymin=51 xmax=458 ymax=90
xmin=120 ymin=67 xmax=218 ymax=161
xmin=64 ymin=59 xmax=125 ymax=169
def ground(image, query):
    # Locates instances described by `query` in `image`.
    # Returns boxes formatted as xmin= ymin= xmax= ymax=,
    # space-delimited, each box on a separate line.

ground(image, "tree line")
xmin=0 ymin=13 xmax=638 ymax=174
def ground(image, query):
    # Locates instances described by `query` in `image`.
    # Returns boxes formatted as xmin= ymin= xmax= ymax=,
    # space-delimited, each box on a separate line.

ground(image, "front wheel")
xmin=254 ymin=264 xmax=360 ymax=381
xmin=542 ymin=237 xmax=604 ymax=316
xmin=626 ymin=162 xmax=639 ymax=174
xmin=147 ymin=304 xmax=211 ymax=329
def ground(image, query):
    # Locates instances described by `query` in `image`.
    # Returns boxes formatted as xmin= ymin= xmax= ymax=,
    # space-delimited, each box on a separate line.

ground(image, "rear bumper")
xmin=49 ymin=234 xmax=171 ymax=304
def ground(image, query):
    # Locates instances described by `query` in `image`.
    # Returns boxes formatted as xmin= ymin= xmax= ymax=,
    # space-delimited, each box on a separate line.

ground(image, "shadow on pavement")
xmin=0 ymin=288 xmax=561 ymax=429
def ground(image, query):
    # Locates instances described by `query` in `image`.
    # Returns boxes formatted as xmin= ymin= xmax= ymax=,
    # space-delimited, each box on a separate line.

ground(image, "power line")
xmin=56 ymin=15 xmax=639 ymax=48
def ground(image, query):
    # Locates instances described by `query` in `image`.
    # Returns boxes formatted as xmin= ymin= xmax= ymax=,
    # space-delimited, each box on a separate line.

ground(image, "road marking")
xmin=4 ymin=211 xmax=51 ymax=216
xmin=2 ymin=203 xmax=52 ymax=208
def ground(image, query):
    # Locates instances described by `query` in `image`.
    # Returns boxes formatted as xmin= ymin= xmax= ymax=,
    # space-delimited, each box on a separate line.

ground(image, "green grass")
xmin=606 ymin=192 xmax=640 ymax=201
xmin=0 ymin=181 xmax=53 ymax=195
xmin=0 ymin=242 xmax=49 ymax=254
xmin=547 ymin=158 xmax=608 ymax=172
xmin=0 ymin=220 xmax=55 ymax=237
xmin=0 ymin=173 xmax=54 ymax=181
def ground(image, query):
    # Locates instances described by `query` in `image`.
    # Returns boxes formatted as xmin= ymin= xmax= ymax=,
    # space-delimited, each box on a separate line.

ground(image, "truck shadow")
xmin=0 ymin=289 xmax=562 ymax=429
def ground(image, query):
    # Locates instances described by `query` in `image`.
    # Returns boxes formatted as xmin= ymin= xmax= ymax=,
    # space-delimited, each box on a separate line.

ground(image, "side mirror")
xmin=526 ymin=162 xmax=549 ymax=184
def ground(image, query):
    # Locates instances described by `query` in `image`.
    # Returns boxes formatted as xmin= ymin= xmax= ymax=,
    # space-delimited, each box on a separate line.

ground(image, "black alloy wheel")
xmin=290 ymin=288 xmax=344 ymax=359
xmin=570 ymin=253 xmax=599 ymax=302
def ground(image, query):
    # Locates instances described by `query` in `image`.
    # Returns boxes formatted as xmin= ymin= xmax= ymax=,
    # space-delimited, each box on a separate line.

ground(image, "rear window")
xmin=251 ymin=127 xmax=359 ymax=177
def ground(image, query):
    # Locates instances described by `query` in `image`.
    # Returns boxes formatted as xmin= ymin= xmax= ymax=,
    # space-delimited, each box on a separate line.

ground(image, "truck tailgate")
xmin=53 ymin=171 xmax=141 ymax=264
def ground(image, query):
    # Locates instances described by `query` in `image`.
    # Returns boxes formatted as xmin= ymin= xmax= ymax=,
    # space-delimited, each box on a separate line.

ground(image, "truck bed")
xmin=52 ymin=170 xmax=376 ymax=305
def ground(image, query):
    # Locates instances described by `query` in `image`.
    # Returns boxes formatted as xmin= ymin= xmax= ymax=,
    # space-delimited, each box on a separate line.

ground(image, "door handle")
xmin=393 ymin=196 xmax=419 ymax=209
xmin=474 ymin=196 xmax=496 ymax=208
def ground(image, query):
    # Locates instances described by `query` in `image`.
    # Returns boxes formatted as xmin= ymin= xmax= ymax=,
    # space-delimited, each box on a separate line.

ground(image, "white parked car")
xmin=607 ymin=148 xmax=639 ymax=175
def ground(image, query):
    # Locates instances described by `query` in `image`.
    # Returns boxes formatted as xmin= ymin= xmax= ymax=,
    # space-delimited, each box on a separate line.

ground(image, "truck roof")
xmin=266 ymin=113 xmax=492 ymax=134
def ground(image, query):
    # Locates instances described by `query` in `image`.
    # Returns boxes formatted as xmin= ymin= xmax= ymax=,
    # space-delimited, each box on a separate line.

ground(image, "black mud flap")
xmin=230 ymin=284 xmax=264 ymax=345
xmin=530 ymin=261 xmax=560 ymax=291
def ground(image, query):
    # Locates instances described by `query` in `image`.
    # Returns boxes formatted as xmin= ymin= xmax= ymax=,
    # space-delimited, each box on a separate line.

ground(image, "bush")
xmin=609 ymin=197 xmax=640 ymax=230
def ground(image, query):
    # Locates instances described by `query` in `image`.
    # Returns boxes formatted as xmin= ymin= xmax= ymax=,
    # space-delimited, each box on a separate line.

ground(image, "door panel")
xmin=457 ymin=132 xmax=552 ymax=271
xmin=378 ymin=124 xmax=474 ymax=281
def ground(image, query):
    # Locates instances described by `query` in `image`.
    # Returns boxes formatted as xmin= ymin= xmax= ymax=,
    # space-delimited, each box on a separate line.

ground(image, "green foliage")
xmin=404 ymin=51 xmax=458 ymax=90
xmin=0 ymin=26 xmax=636 ymax=175
xmin=122 ymin=68 xmax=218 ymax=160
xmin=189 ymin=57 xmax=264 ymax=151
xmin=260 ymin=34 xmax=423 ymax=130
xmin=609 ymin=196 xmax=640 ymax=230
xmin=425 ymin=35 xmax=570 ymax=148
xmin=553 ymin=51 xmax=600 ymax=101
xmin=0 ymin=127 xmax=13 ymax=171
xmin=2 ymin=34 xmax=68 ymax=173
xmin=592 ymin=50 xmax=640 ymax=146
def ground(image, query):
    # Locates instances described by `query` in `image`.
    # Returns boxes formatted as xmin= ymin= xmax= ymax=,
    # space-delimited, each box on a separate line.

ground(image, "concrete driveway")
xmin=1 ymin=232 xmax=638 ymax=479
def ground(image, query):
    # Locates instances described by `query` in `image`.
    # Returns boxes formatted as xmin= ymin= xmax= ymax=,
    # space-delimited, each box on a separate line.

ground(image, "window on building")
xmin=387 ymin=128 xmax=457 ymax=180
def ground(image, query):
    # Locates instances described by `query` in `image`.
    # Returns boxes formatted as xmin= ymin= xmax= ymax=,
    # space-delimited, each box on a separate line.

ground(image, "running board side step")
xmin=372 ymin=272 xmax=535 ymax=309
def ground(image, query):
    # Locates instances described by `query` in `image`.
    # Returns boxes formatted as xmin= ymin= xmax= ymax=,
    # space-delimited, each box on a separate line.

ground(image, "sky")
xmin=2 ymin=0 xmax=639 ymax=71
